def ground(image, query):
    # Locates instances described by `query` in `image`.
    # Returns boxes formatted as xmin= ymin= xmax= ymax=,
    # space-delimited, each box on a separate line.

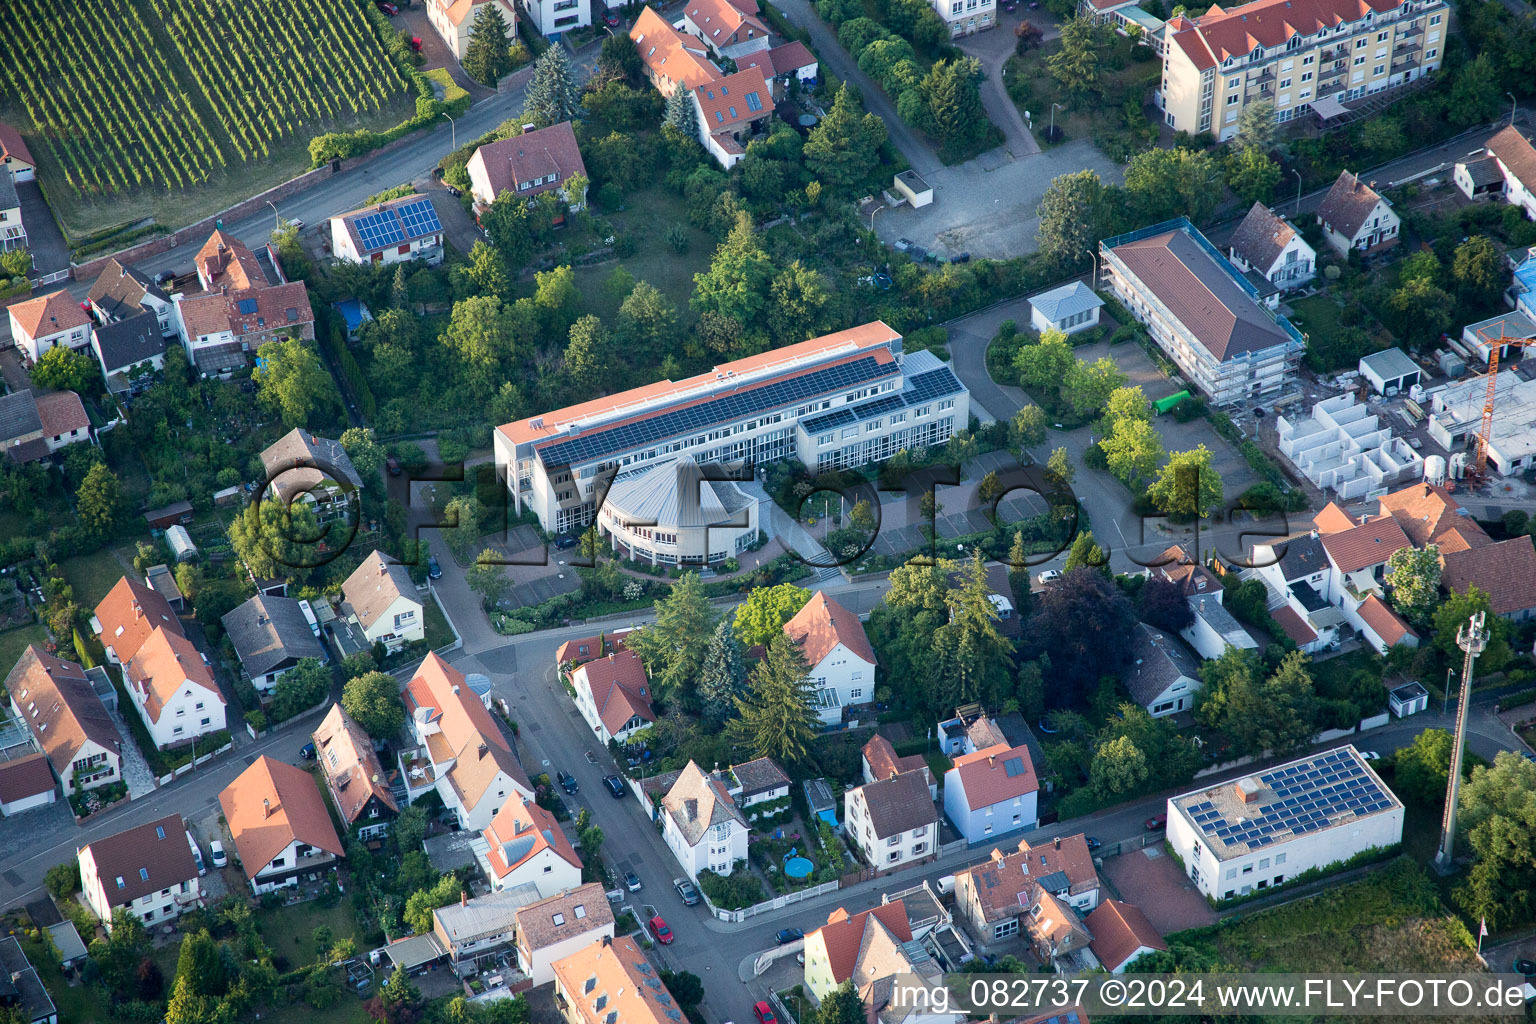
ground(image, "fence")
xmin=703 ymin=878 xmax=842 ymax=923
xmin=427 ymin=583 xmax=464 ymax=655
xmin=32 ymin=269 xmax=69 ymax=286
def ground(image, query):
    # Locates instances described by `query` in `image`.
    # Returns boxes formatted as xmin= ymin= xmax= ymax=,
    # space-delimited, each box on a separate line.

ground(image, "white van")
xmin=186 ymin=831 xmax=206 ymax=876
xmin=936 ymin=875 xmax=956 ymax=896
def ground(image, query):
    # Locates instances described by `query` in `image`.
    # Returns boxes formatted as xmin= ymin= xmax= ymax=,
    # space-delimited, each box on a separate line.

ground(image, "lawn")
xmin=1004 ymin=34 xmax=1161 ymax=161
xmin=1308 ymin=648 xmax=1382 ymax=696
xmin=421 ymin=595 xmax=457 ymax=650
xmin=563 ymin=186 xmax=715 ymax=321
xmin=62 ymin=548 xmax=132 ymax=608
xmin=0 ymin=623 xmax=49 ymax=678
xmin=256 ymin=899 xmax=367 ymax=959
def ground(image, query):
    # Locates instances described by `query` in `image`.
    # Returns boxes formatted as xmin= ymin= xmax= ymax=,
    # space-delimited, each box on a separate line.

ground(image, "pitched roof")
xmin=1086 ymin=899 xmax=1166 ymax=972
xmin=483 ymin=792 xmax=581 ymax=878
xmin=728 ymin=756 xmax=790 ymax=798
xmin=123 ymin=627 xmax=221 ymax=724
xmin=92 ymin=312 xmax=167 ymax=373
xmin=433 ymin=883 xmax=544 ymax=946
xmin=0 ymin=752 xmax=56 ymax=804
xmin=1354 ymin=594 xmax=1417 ymax=647
xmin=0 ymin=122 xmax=34 ymax=167
xmin=571 ymin=650 xmax=656 ymax=737
xmin=1441 ymin=536 xmax=1536 ymax=616
xmin=1317 ymin=171 xmax=1390 ymax=241
xmin=554 ymin=631 xmax=629 ymax=666
xmin=550 ymin=934 xmax=680 ymax=1024
xmin=514 ymin=883 xmax=614 ymax=952
xmin=662 ymin=761 xmax=747 ymax=846
xmin=333 ymin=192 xmax=444 ymax=256
xmin=1169 ymin=0 xmax=1406 ymax=68
xmin=1028 ymin=281 xmax=1104 ymax=324
xmin=7 ymin=290 xmax=89 ymax=340
xmin=1375 ymin=483 xmax=1487 ymax=549
xmin=219 ymin=755 xmax=344 ymax=873
xmin=602 ymin=456 xmax=754 ymax=531
xmin=95 ymin=576 xmax=184 ymax=663
xmin=1313 ymin=502 xmax=1356 ymax=535
xmin=1486 ymin=125 xmax=1536 ymax=189
xmin=221 ymin=595 xmax=325 ymax=679
xmin=1124 ymin=623 xmax=1200 ymax=707
xmin=470 ymin=121 xmax=587 ymax=202
xmin=0 ymin=170 xmax=15 ymax=212
xmin=195 ymin=230 xmax=263 ymax=291
xmin=33 ymin=391 xmax=89 ymax=438
xmin=1153 ymin=544 xmax=1222 ymax=597
xmin=1320 ymin=514 xmax=1411 ymax=573
xmin=0 ymin=390 xmax=41 ymax=444
xmin=630 ymin=6 xmax=719 ymax=93
xmin=784 ymin=591 xmax=876 ymax=667
xmin=2 ymin=646 xmax=120 ymax=772
xmin=692 ymin=66 xmax=771 ymax=130
xmin=959 ymin=834 xmax=1098 ymax=924
xmin=87 ymin=260 xmax=169 ymax=322
xmin=261 ymin=427 xmax=364 ymax=504
xmin=1108 ymin=228 xmax=1294 ymax=361
xmin=1229 ymin=203 xmax=1302 ymax=271
xmin=810 ymin=903 xmax=913 ymax=985
xmin=743 ymin=40 xmax=817 ymax=78
xmin=341 ymin=551 xmax=418 ymax=632
xmin=313 ymin=704 xmax=400 ymax=824
xmin=405 ymin=652 xmax=510 ymax=758
xmin=81 ymin=814 xmax=198 ymax=908
xmin=854 ymin=770 xmax=937 ymax=838
xmin=862 ymin=734 xmax=926 ymax=781
xmin=176 ymin=283 xmax=314 ymax=342
xmin=685 ymin=0 xmax=770 ymax=45
xmin=950 ymin=743 xmax=1039 ymax=809
xmin=1271 ymin=605 xmax=1318 ymax=646
xmin=447 ymin=733 xmax=532 ymax=810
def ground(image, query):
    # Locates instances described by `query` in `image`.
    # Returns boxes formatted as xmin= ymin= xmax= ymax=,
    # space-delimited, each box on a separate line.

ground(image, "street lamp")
xmin=442 ymin=110 xmax=457 ymax=149
xmin=1049 ymin=102 xmax=1063 ymax=140
xmin=869 ymin=204 xmax=881 ymax=231
xmin=1509 ymin=92 xmax=1519 ymax=127
xmin=1443 ymin=666 xmax=1456 ymax=716
xmin=1084 ymin=247 xmax=1097 ymax=290
xmin=1292 ymin=168 xmax=1303 ymax=216
xmin=265 ymin=200 xmax=280 ymax=232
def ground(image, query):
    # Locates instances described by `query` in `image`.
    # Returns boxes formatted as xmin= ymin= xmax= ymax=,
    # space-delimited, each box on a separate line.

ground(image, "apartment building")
xmin=1100 ymin=219 xmax=1306 ymax=405
xmin=494 ymin=322 xmax=969 ymax=534
xmin=932 ymin=0 xmax=996 ymax=38
xmin=1158 ymin=0 xmax=1447 ymax=141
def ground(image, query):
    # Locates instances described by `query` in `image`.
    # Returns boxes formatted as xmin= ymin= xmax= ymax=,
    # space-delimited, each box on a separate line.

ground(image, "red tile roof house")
xmin=568 ymin=649 xmax=656 ymax=745
xmin=122 ymin=626 xmax=228 ymax=751
xmin=630 ymin=6 xmax=720 ymax=98
xmin=6 ymin=290 xmax=91 ymax=363
xmin=860 ymin=734 xmax=935 ymax=798
xmin=688 ymin=67 xmax=773 ymax=169
xmin=173 ymin=280 xmax=315 ymax=377
xmin=1316 ymin=170 xmax=1401 ymax=257
xmin=801 ymin=902 xmax=914 ymax=1001
xmin=682 ymin=0 xmax=771 ymax=61
xmin=1086 ymin=899 xmax=1166 ymax=973
xmin=219 ymin=755 xmax=345 ymax=894
xmin=553 ymin=628 xmax=631 ymax=670
xmin=480 ymin=791 xmax=583 ymax=897
xmin=1458 ymin=125 xmax=1536 ymax=221
xmin=942 ymin=742 xmax=1039 ymax=843
xmin=78 ymin=814 xmax=202 ymax=928
xmin=466 ymin=122 xmax=588 ymax=215
xmin=0 ymin=752 xmax=57 ymax=817
xmin=92 ymin=576 xmax=185 ymax=666
xmin=4 ymin=645 xmax=122 ymax=797
xmin=0 ymin=121 xmax=37 ymax=182
xmin=784 ymin=591 xmax=878 ymax=726
xmin=953 ymin=834 xmax=1102 ymax=949
xmin=0 ymin=388 xmax=91 ymax=465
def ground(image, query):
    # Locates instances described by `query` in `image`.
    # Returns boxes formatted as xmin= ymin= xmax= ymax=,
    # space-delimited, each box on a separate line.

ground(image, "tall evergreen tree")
xmin=463 ymin=3 xmax=514 ymax=86
xmin=932 ymin=553 xmax=1015 ymax=709
xmin=627 ymin=573 xmax=719 ymax=707
xmin=664 ymin=85 xmax=699 ymax=138
xmin=699 ymin=619 xmax=750 ymax=727
xmin=691 ymin=212 xmax=774 ymax=325
xmin=921 ymin=57 xmax=986 ymax=152
xmin=803 ymin=84 xmax=886 ymax=195
xmin=731 ymin=633 xmax=818 ymax=764
xmin=523 ymin=46 xmax=582 ymax=127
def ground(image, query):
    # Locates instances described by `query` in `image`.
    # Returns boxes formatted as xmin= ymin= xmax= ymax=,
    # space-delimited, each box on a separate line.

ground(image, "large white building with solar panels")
xmin=329 ymin=194 xmax=445 ymax=267
xmin=493 ymin=321 xmax=970 ymax=535
xmin=1165 ymin=744 xmax=1403 ymax=900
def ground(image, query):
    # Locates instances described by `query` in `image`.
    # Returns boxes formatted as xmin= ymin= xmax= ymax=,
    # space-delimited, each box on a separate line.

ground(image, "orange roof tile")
xmin=0 ymin=122 xmax=34 ymax=167
xmin=861 ymin=735 xmax=926 ymax=781
xmin=1376 ymin=483 xmax=1488 ymax=549
xmin=313 ymin=704 xmax=399 ymax=824
xmin=554 ymin=631 xmax=629 ymax=667
xmin=550 ymin=935 xmax=678 ymax=1024
xmin=685 ymin=0 xmax=770 ymax=47
xmin=123 ymin=627 xmax=221 ymax=724
xmin=7 ymin=290 xmax=89 ymax=341
xmin=630 ymin=6 xmax=719 ymax=94
xmin=1171 ymin=0 xmax=1407 ymax=67
xmin=1313 ymin=501 xmax=1356 ymax=535
xmin=95 ymin=576 xmax=184 ymax=664
xmin=35 ymin=391 xmax=89 ymax=438
xmin=0 ymin=751 xmax=55 ymax=804
xmin=1354 ymin=594 xmax=1416 ymax=647
xmin=405 ymin=653 xmax=509 ymax=756
xmin=1086 ymin=899 xmax=1165 ymax=971
xmin=1486 ymin=126 xmax=1536 ymax=192
xmin=950 ymin=743 xmax=1038 ymax=809
xmin=482 ymin=792 xmax=581 ymax=878
xmin=219 ymin=755 xmax=344 ymax=874
xmin=1271 ymin=605 xmax=1317 ymax=646
xmin=2 ymin=646 xmax=119 ymax=773
xmin=811 ymin=903 xmax=912 ymax=985
xmin=572 ymin=650 xmax=655 ymax=736
xmin=1320 ymin=515 xmax=1411 ymax=573
xmin=784 ymin=591 xmax=876 ymax=668
xmin=195 ymin=230 xmax=263 ymax=291
xmin=692 ymin=66 xmax=771 ymax=131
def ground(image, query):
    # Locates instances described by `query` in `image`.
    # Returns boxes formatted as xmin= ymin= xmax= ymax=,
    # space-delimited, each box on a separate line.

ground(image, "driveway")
xmin=395 ymin=6 xmax=496 ymax=101
xmin=17 ymin=181 xmax=69 ymax=276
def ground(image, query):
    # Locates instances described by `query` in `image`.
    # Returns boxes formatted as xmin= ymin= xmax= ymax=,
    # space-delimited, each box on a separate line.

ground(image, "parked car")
xmin=754 ymin=1001 xmax=778 ymax=1024
xmin=604 ymin=10 xmax=621 ymax=24
xmin=426 ymin=556 xmax=443 ymax=580
xmin=375 ymin=1 xmax=399 ymax=13
xmin=1037 ymin=569 xmax=1062 ymax=586
xmin=604 ymin=775 xmax=625 ymax=798
xmin=186 ymin=832 xmax=206 ymax=876
xmin=299 ymin=742 xmax=316 ymax=760
xmin=557 ymin=770 xmax=579 ymax=794
xmin=1359 ymin=750 xmax=1381 ymax=761
xmin=386 ymin=456 xmax=402 ymax=476
xmin=1085 ymin=836 xmax=1102 ymax=852
xmin=952 ymin=251 xmax=972 ymax=263
xmin=893 ymin=238 xmax=915 ymax=254
xmin=774 ymin=928 xmax=803 ymax=945
xmin=554 ymin=534 xmax=580 ymax=549
xmin=674 ymin=878 xmax=701 ymax=905
xmin=409 ymin=36 xmax=423 ymax=52
xmin=624 ymin=870 xmax=642 ymax=891
xmin=1144 ymin=814 xmax=1167 ymax=832
xmin=649 ymin=915 xmax=674 ymax=944
xmin=1514 ymin=959 xmax=1536 ymax=979
xmin=209 ymin=840 xmax=227 ymax=868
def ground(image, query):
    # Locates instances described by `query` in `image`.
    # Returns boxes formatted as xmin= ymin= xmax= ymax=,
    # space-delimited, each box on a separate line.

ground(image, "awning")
xmin=1310 ymin=95 xmax=1348 ymax=121
xmin=383 ymin=933 xmax=446 ymax=971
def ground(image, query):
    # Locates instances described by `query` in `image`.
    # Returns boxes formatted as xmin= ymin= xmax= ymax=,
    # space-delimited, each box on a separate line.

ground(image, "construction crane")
xmin=1472 ymin=329 xmax=1536 ymax=476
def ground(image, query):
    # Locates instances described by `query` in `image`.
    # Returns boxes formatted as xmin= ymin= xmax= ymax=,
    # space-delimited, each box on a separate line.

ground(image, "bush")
xmin=696 ymin=868 xmax=766 ymax=910
xmin=45 ymin=861 xmax=80 ymax=900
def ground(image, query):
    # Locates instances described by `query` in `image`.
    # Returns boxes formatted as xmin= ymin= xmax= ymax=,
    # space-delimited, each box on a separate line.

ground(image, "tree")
xmin=1014 ymin=329 xmax=1075 ymax=391
xmin=89 ymin=911 xmax=151 ymax=999
xmin=692 ymin=212 xmax=774 ymax=326
xmin=1449 ymin=53 xmax=1501 ymax=126
xmin=1234 ymin=99 xmax=1276 ymax=152
xmin=44 ymin=861 xmax=80 ymax=900
xmin=1102 ymin=385 xmax=1151 ymax=428
xmin=76 ymin=462 xmax=123 ymax=534
xmin=1047 ymin=16 xmax=1108 ymax=94
xmin=534 ymin=265 xmax=583 ymax=338
xmin=564 ymin=315 xmax=612 ymax=393
xmin=1393 ymin=727 xmax=1453 ymax=805
xmin=1037 ymin=170 xmax=1110 ymax=268
xmin=462 ymin=2 xmax=514 ymax=85
xmin=616 ymin=281 xmax=679 ymax=358
xmin=699 ymin=620 xmax=749 ymax=727
xmin=804 ymin=84 xmax=886 ymax=194
xmin=627 ymin=573 xmax=720 ymax=705
xmin=441 ymin=493 xmax=484 ymax=563
xmin=768 ymin=261 xmax=833 ymax=346
xmin=1101 ymin=416 xmax=1164 ymax=485
xmin=734 ymin=583 xmax=813 ymax=646
xmin=1012 ymin=404 xmax=1047 ymax=450
xmin=1027 ymin=568 xmax=1136 ymax=699
xmin=30 ymin=345 xmax=98 ymax=393
xmin=481 ymin=193 xmax=537 ymax=270
xmin=1140 ymin=575 xmax=1194 ymax=632
xmin=1452 ymin=235 xmax=1501 ymax=306
xmin=253 ymin=336 xmax=339 ymax=427
xmin=850 ymin=499 xmax=877 ymax=534
xmin=1361 ymin=116 xmax=1406 ymax=157
xmin=664 ymin=85 xmax=700 ymax=137
xmin=814 ymin=983 xmax=866 ymax=1024
xmin=596 ymin=31 xmax=644 ymax=87
xmin=1384 ymin=277 xmax=1454 ymax=345
xmin=1452 ymin=751 xmax=1536 ymax=928
xmin=1385 ymin=544 xmax=1441 ymax=619
xmin=1225 ymin=144 xmax=1281 ymax=205
xmin=1062 ymin=356 xmax=1127 ymax=418
xmin=0 ymin=247 xmax=30 ymax=276
xmin=272 ymin=658 xmax=330 ymax=721
xmin=922 ymin=57 xmax=987 ymax=153
xmin=404 ymin=874 xmax=461 ymax=934
xmin=1147 ymin=445 xmax=1224 ymax=519
xmin=731 ymin=632 xmax=819 ymax=764
xmin=1432 ymin=586 xmax=1513 ymax=673
xmin=340 ymin=427 xmax=385 ymax=479
xmin=522 ymin=46 xmax=581 ymax=126
xmin=1123 ymin=147 xmax=1223 ymax=224
xmin=342 ymin=671 xmax=407 ymax=739
xmin=1063 ymin=529 xmax=1107 ymax=574
xmin=1196 ymin=648 xmax=1316 ymax=758
xmin=1046 ymin=446 xmax=1075 ymax=486
xmin=462 ymin=240 xmax=512 ymax=298
xmin=466 ymin=549 xmax=512 ymax=605
xmin=1090 ymin=734 xmax=1149 ymax=798
xmin=658 ymin=970 xmax=704 ymax=1012
xmin=930 ymin=554 xmax=1017 ymax=709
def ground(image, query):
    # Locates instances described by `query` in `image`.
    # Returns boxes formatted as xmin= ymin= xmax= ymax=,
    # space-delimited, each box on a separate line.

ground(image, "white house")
xmin=7 ymin=290 xmax=91 ymax=363
xmin=426 ymin=0 xmax=517 ymax=60
xmin=86 ymin=258 xmax=174 ymax=335
xmin=1151 ymin=545 xmax=1258 ymax=660
xmin=845 ymin=771 xmax=938 ymax=871
xmin=313 ymin=704 xmax=399 ymax=842
xmin=568 ymin=650 xmax=656 ymax=745
xmin=661 ymin=761 xmax=749 ymax=881
xmin=942 ymin=743 xmax=1039 ymax=844
xmin=862 ymin=734 xmax=935 ymax=798
xmin=681 ymin=0 xmax=771 ymax=59
xmin=466 ymin=121 xmax=589 ymax=212
xmin=802 ymin=903 xmax=915 ymax=1002
xmin=91 ymin=313 xmax=169 ymax=397
xmin=0 ymin=171 xmax=25 ymax=254
xmin=0 ymin=122 xmax=36 ymax=182
xmin=1028 ymin=281 xmax=1103 ymax=336
xmin=512 ymin=883 xmax=614 ymax=986
xmin=723 ymin=757 xmax=791 ymax=823
xmin=1358 ymin=348 xmax=1422 ymax=397
xmin=432 ymin=883 xmax=543 ymax=977
xmin=481 ymin=793 xmax=583 ymax=896
xmin=687 ymin=67 xmax=774 ymax=169
xmin=930 ymin=0 xmax=996 ymax=37
xmin=520 ymin=0 xmax=590 ymax=37
xmin=4 ymin=645 xmax=122 ymax=797
xmin=1086 ymin=900 xmax=1166 ymax=973
xmin=1316 ymin=171 xmax=1400 ymax=256
xmin=1123 ymin=623 xmax=1202 ymax=718
xmin=79 ymin=815 xmax=202 ymax=928
xmin=329 ymin=194 xmax=445 ymax=267
xmin=1348 ymin=593 xmax=1420 ymax=655
xmin=0 ymin=754 xmax=57 ymax=818
xmin=220 ymin=756 xmax=345 ymax=894
xmin=122 ymin=627 xmax=227 ymax=750
xmin=1165 ymin=745 xmax=1403 ymax=901
xmin=339 ymin=551 xmax=423 ymax=652
xmin=1455 ymin=126 xmax=1536 ymax=220
xmin=784 ymin=591 xmax=877 ymax=726
xmin=1227 ymin=203 xmax=1316 ymax=293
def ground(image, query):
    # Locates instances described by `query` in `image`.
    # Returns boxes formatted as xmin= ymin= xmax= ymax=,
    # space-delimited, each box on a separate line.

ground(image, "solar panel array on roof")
xmin=395 ymin=198 xmax=442 ymax=239
xmin=237 ymin=298 xmax=258 ymax=315
xmin=1187 ymin=750 xmax=1393 ymax=851
xmin=799 ymin=366 xmax=963 ymax=436
xmin=535 ymin=355 xmax=899 ymax=468
xmin=353 ymin=209 xmax=405 ymax=252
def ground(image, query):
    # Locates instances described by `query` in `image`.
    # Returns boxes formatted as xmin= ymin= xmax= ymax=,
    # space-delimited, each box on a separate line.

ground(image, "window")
xmin=1227 ymin=94 xmax=1239 ymax=105
xmin=1354 ymin=55 xmax=1366 ymax=65
xmin=850 ymin=689 xmax=862 ymax=699
xmin=1279 ymin=77 xmax=1291 ymax=88
xmin=887 ymin=836 xmax=900 ymax=846
xmin=994 ymin=919 xmax=1019 ymax=938
xmin=1242 ymin=864 xmax=1254 ymax=874
xmin=115 ymin=876 xmax=125 ymax=889
xmin=1373 ymin=64 xmax=1384 ymax=75
xmin=1301 ymin=71 xmax=1313 ymax=81
xmin=1430 ymin=12 xmax=1441 ymax=23
xmin=1355 ymin=37 xmax=1367 ymax=48
xmin=1425 ymin=48 xmax=1437 ymax=58
xmin=1376 ymin=30 xmax=1387 ymax=40
xmin=1275 ymin=853 xmax=1286 ymax=865
xmin=139 ymin=868 xmax=149 ymax=881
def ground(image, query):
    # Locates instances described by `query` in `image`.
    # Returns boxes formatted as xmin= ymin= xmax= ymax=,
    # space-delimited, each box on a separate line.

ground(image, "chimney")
xmin=1236 ymin=777 xmax=1261 ymax=804
xmin=478 ymin=743 xmax=489 ymax=759
xmin=133 ymin=601 xmax=142 ymax=621
xmin=1053 ymin=836 xmax=1060 ymax=851
xmin=461 ymin=891 xmax=467 ymax=908
xmin=1310 ymin=528 xmax=1319 ymax=540
xmin=608 ymin=653 xmax=615 ymax=661
xmin=263 ymin=798 xmax=272 ymax=817
xmin=988 ymin=754 xmax=996 ymax=767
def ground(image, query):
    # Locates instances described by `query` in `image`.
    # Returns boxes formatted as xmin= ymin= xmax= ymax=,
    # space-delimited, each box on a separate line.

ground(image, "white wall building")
xmin=660 ymin=761 xmax=750 ymax=881
xmin=1165 ymin=745 xmax=1403 ymax=900
xmin=79 ymin=815 xmax=201 ymax=928
xmin=1028 ymin=281 xmax=1103 ymax=336
xmin=1316 ymin=171 xmax=1401 ymax=256
xmin=122 ymin=627 xmax=227 ymax=751
xmin=596 ymin=456 xmax=760 ymax=566
xmin=329 ymin=194 xmax=445 ymax=267
xmin=942 ymin=744 xmax=1039 ymax=844
xmin=568 ymin=650 xmax=655 ymax=746
xmin=481 ymin=793 xmax=584 ymax=897
xmin=512 ymin=884 xmax=614 ymax=987
xmin=1227 ymin=203 xmax=1316 ymax=292
xmin=932 ymin=0 xmax=995 ymax=37
xmin=520 ymin=0 xmax=590 ymax=37
xmin=220 ymin=756 xmax=345 ymax=895
xmin=7 ymin=291 xmax=91 ymax=363
xmin=339 ymin=552 xmax=423 ymax=652
xmin=426 ymin=0 xmax=518 ymax=59
xmin=845 ymin=771 xmax=938 ymax=871
xmin=1275 ymin=393 xmax=1423 ymax=500
xmin=784 ymin=591 xmax=878 ymax=726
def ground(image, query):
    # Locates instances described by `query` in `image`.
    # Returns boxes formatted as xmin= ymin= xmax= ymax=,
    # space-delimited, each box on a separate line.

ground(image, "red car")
xmin=375 ymin=1 xmax=400 ymax=14
xmin=754 ymin=1002 xmax=777 ymax=1024
xmin=1145 ymin=813 xmax=1167 ymax=831
xmin=409 ymin=36 xmax=423 ymax=52
xmin=649 ymin=915 xmax=674 ymax=945
xmin=604 ymin=11 xmax=622 ymax=25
